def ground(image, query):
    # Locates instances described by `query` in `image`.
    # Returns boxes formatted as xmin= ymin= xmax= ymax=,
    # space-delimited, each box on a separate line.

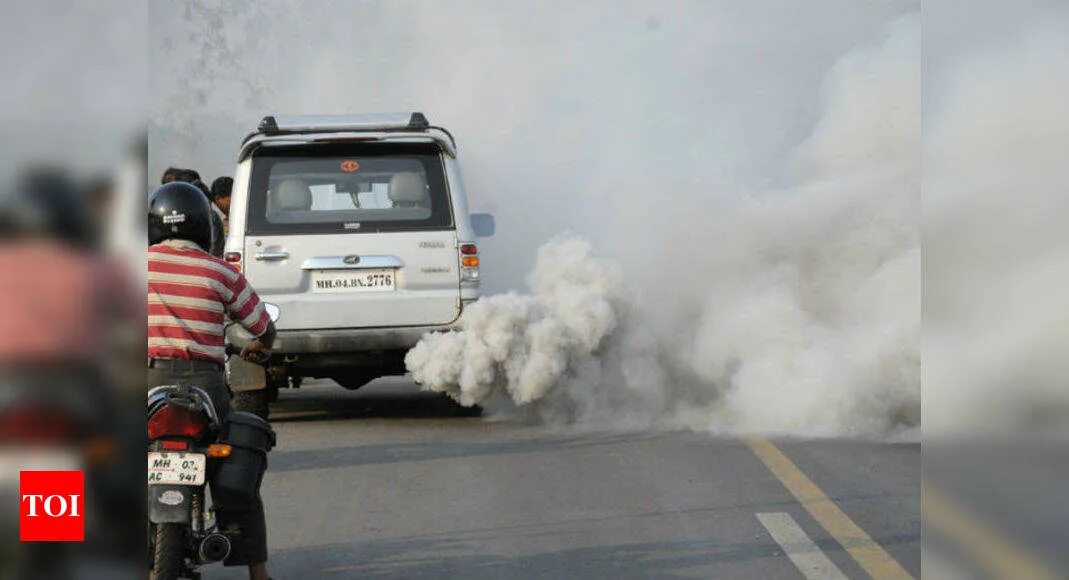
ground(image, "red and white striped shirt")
xmin=148 ymin=239 xmax=270 ymax=364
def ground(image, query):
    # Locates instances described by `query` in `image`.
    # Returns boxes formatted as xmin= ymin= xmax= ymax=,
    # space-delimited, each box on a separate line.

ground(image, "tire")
xmin=232 ymin=389 xmax=270 ymax=420
xmin=14 ymin=543 xmax=67 ymax=579
xmin=150 ymin=523 xmax=186 ymax=580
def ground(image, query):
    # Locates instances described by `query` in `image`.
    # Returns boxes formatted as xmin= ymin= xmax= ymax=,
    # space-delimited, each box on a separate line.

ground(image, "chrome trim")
xmin=300 ymin=255 xmax=404 ymax=270
xmin=254 ymin=251 xmax=290 ymax=261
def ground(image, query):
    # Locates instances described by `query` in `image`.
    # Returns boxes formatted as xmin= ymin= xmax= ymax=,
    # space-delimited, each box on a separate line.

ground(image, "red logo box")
xmin=19 ymin=470 xmax=84 ymax=542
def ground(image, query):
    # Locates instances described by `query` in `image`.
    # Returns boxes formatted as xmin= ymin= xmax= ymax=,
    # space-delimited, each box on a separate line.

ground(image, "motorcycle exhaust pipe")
xmin=199 ymin=533 xmax=232 ymax=563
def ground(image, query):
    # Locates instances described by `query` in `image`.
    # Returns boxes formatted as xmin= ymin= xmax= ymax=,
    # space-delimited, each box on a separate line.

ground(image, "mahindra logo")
xmin=20 ymin=471 xmax=84 ymax=541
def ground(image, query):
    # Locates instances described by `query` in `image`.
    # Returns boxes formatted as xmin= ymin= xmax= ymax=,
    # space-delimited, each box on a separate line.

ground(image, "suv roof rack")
xmin=259 ymin=112 xmax=428 ymax=134
xmin=243 ymin=112 xmax=456 ymax=150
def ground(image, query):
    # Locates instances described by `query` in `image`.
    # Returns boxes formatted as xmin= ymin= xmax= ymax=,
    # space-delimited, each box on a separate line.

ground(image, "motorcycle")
xmin=0 ymin=372 xmax=124 ymax=577
xmin=147 ymin=304 xmax=278 ymax=580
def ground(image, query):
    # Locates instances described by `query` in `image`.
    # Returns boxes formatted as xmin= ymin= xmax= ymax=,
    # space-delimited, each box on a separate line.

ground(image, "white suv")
xmin=224 ymin=113 xmax=493 ymax=412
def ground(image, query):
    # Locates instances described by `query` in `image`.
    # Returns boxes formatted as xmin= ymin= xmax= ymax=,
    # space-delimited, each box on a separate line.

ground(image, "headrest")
xmin=388 ymin=172 xmax=429 ymax=206
xmin=272 ymin=179 xmax=312 ymax=211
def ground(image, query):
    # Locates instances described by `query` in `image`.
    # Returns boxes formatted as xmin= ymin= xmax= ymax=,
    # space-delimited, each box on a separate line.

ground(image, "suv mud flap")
xmin=148 ymin=485 xmax=192 ymax=523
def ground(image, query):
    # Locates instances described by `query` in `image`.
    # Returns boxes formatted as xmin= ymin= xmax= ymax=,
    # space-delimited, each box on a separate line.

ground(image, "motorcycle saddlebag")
xmin=210 ymin=411 xmax=275 ymax=508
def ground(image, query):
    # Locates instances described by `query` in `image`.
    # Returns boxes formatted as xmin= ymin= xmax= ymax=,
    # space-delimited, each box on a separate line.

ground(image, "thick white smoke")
xmin=923 ymin=9 xmax=1069 ymax=436
xmin=684 ymin=16 xmax=920 ymax=436
xmin=407 ymin=15 xmax=920 ymax=436
xmin=407 ymin=235 xmax=671 ymax=427
xmin=408 ymin=235 xmax=625 ymax=408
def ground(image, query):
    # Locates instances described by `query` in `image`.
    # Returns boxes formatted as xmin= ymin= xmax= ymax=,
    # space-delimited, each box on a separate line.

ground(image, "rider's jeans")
xmin=147 ymin=366 xmax=269 ymax=567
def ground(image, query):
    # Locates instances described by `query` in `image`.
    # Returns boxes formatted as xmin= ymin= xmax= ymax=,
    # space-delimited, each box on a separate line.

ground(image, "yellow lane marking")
xmin=746 ymin=437 xmax=913 ymax=579
xmin=922 ymin=481 xmax=1057 ymax=580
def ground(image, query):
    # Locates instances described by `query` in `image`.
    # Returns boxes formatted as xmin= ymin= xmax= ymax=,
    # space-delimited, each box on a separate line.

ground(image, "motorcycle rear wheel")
xmin=150 ymin=523 xmax=186 ymax=580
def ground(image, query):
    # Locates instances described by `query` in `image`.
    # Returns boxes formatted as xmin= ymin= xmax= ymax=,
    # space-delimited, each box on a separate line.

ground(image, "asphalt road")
xmin=213 ymin=378 xmax=920 ymax=579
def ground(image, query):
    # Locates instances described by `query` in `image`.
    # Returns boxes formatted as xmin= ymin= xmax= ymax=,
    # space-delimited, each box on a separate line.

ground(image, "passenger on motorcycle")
xmin=147 ymin=181 xmax=275 ymax=580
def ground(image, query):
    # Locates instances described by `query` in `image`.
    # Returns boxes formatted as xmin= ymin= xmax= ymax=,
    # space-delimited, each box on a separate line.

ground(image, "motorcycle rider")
xmin=0 ymin=170 xmax=116 ymax=365
xmin=161 ymin=167 xmax=226 ymax=257
xmin=147 ymin=181 xmax=275 ymax=580
xmin=0 ymin=169 xmax=141 ymax=574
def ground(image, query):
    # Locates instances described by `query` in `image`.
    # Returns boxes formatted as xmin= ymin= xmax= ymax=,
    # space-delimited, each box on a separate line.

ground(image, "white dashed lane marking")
xmin=758 ymin=512 xmax=849 ymax=580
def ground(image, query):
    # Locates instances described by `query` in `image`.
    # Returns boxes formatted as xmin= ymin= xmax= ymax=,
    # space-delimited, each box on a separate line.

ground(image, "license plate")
xmin=148 ymin=452 xmax=206 ymax=486
xmin=311 ymin=268 xmax=396 ymax=293
xmin=0 ymin=448 xmax=80 ymax=485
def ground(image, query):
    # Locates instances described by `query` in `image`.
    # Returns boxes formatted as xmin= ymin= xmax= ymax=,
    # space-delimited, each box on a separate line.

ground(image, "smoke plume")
xmin=407 ymin=15 xmax=920 ymax=436
xmin=923 ymin=7 xmax=1069 ymax=436
xmin=408 ymin=233 xmax=672 ymax=426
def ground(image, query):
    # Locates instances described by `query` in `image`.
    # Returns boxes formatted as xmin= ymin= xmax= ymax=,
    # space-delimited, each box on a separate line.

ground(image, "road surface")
xmin=214 ymin=378 xmax=920 ymax=579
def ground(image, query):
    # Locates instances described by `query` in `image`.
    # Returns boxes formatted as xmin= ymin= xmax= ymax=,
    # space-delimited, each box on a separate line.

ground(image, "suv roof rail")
xmin=243 ymin=111 xmax=455 ymax=147
xmin=258 ymin=112 xmax=429 ymax=134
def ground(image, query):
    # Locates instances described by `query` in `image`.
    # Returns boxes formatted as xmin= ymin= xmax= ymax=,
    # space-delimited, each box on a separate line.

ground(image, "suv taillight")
xmin=459 ymin=244 xmax=479 ymax=283
xmin=224 ymin=252 xmax=242 ymax=272
xmin=148 ymin=406 xmax=209 ymax=440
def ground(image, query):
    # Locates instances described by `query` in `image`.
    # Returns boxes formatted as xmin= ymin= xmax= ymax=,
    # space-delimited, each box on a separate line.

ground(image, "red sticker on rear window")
xmin=340 ymin=160 xmax=360 ymax=172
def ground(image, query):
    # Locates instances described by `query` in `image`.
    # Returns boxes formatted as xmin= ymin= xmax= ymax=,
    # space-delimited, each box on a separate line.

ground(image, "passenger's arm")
xmin=258 ymin=320 xmax=276 ymax=350
xmin=227 ymin=271 xmax=276 ymax=361
xmin=239 ymin=320 xmax=275 ymax=361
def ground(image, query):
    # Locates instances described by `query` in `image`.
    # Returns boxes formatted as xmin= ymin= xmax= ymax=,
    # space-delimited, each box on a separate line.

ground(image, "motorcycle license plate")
xmin=148 ymin=452 xmax=206 ymax=486
xmin=0 ymin=448 xmax=80 ymax=485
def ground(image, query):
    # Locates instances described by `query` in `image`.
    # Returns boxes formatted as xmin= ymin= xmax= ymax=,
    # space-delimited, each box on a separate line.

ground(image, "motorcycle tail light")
xmin=0 ymin=406 xmax=80 ymax=444
xmin=160 ymin=440 xmax=188 ymax=451
xmin=148 ymin=405 xmax=209 ymax=440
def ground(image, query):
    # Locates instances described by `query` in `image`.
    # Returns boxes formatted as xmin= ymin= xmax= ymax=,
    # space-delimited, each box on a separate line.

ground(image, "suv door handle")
xmin=254 ymin=251 xmax=289 ymax=261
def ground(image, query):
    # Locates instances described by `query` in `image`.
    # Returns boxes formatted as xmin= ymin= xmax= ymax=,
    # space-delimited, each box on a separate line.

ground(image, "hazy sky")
xmin=0 ymin=1 xmax=144 ymax=180
xmin=149 ymin=0 xmax=917 ymax=291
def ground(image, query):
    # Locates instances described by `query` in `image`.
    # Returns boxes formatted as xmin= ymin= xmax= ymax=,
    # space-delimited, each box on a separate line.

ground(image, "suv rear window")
xmin=245 ymin=143 xmax=453 ymax=234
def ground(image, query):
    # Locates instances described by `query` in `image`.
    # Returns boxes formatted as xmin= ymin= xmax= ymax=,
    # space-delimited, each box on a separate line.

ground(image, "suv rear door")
xmin=241 ymin=143 xmax=460 ymax=330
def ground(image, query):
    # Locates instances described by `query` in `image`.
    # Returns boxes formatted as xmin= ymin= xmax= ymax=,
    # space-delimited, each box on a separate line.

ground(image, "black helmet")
xmin=0 ymin=169 xmax=95 ymax=248
xmin=148 ymin=181 xmax=213 ymax=251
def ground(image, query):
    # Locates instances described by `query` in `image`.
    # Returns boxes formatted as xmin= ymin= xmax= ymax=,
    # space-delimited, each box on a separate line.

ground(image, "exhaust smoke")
xmin=407 ymin=234 xmax=670 ymax=426
xmin=407 ymin=15 xmax=920 ymax=437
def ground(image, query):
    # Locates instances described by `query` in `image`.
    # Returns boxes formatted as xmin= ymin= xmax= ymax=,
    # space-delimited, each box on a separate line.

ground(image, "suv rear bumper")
xmin=273 ymin=324 xmax=457 ymax=353
xmin=227 ymin=323 xmax=459 ymax=354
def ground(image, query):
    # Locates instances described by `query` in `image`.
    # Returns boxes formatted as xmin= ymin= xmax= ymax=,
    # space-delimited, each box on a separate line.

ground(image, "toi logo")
xmin=19 ymin=471 xmax=84 ymax=542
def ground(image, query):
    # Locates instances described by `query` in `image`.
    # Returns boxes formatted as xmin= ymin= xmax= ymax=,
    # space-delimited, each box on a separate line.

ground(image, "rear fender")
xmin=148 ymin=485 xmax=193 ymax=523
